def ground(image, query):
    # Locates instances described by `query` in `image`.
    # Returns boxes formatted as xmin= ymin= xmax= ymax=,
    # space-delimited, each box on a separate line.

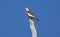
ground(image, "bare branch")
xmin=29 ymin=18 xmax=37 ymax=37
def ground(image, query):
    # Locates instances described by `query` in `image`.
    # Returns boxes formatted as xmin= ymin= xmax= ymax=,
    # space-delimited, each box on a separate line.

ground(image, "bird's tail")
xmin=33 ymin=17 xmax=40 ymax=25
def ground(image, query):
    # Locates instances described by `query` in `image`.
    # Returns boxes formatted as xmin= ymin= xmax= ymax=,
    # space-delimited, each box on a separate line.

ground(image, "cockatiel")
xmin=25 ymin=7 xmax=40 ymax=23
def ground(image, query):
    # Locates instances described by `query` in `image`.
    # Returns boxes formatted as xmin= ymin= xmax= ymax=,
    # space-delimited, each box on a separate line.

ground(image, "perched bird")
xmin=25 ymin=7 xmax=40 ymax=23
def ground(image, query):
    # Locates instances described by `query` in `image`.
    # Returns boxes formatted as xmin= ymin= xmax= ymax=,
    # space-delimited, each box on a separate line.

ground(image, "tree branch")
xmin=29 ymin=18 xmax=37 ymax=37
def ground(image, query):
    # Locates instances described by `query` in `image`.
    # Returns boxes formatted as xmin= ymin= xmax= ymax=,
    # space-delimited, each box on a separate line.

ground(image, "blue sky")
xmin=0 ymin=0 xmax=60 ymax=37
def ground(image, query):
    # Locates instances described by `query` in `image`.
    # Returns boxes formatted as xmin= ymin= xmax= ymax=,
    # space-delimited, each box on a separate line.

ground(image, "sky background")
xmin=0 ymin=0 xmax=60 ymax=37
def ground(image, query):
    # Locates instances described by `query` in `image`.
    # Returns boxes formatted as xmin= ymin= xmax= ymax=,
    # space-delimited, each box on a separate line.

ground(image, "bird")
xmin=25 ymin=7 xmax=40 ymax=23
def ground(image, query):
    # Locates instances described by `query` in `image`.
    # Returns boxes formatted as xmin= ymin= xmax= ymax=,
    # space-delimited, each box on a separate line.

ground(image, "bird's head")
xmin=25 ymin=7 xmax=30 ymax=12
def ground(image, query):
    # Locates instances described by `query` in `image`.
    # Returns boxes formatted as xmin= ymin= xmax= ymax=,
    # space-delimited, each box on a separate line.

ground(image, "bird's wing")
xmin=27 ymin=13 xmax=35 ymax=17
xmin=29 ymin=12 xmax=36 ymax=17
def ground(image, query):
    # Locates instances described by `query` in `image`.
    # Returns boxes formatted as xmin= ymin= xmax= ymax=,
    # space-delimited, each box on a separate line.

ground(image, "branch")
xmin=29 ymin=18 xmax=37 ymax=37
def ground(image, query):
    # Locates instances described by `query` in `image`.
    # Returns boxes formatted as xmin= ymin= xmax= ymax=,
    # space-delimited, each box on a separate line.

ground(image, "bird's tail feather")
xmin=33 ymin=17 xmax=40 ymax=25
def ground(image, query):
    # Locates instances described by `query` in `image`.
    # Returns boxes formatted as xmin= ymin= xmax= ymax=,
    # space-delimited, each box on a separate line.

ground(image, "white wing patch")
xmin=27 ymin=13 xmax=35 ymax=17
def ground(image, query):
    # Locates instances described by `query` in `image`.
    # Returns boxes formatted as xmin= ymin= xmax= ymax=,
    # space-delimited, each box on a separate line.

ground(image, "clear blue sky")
xmin=0 ymin=0 xmax=60 ymax=37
